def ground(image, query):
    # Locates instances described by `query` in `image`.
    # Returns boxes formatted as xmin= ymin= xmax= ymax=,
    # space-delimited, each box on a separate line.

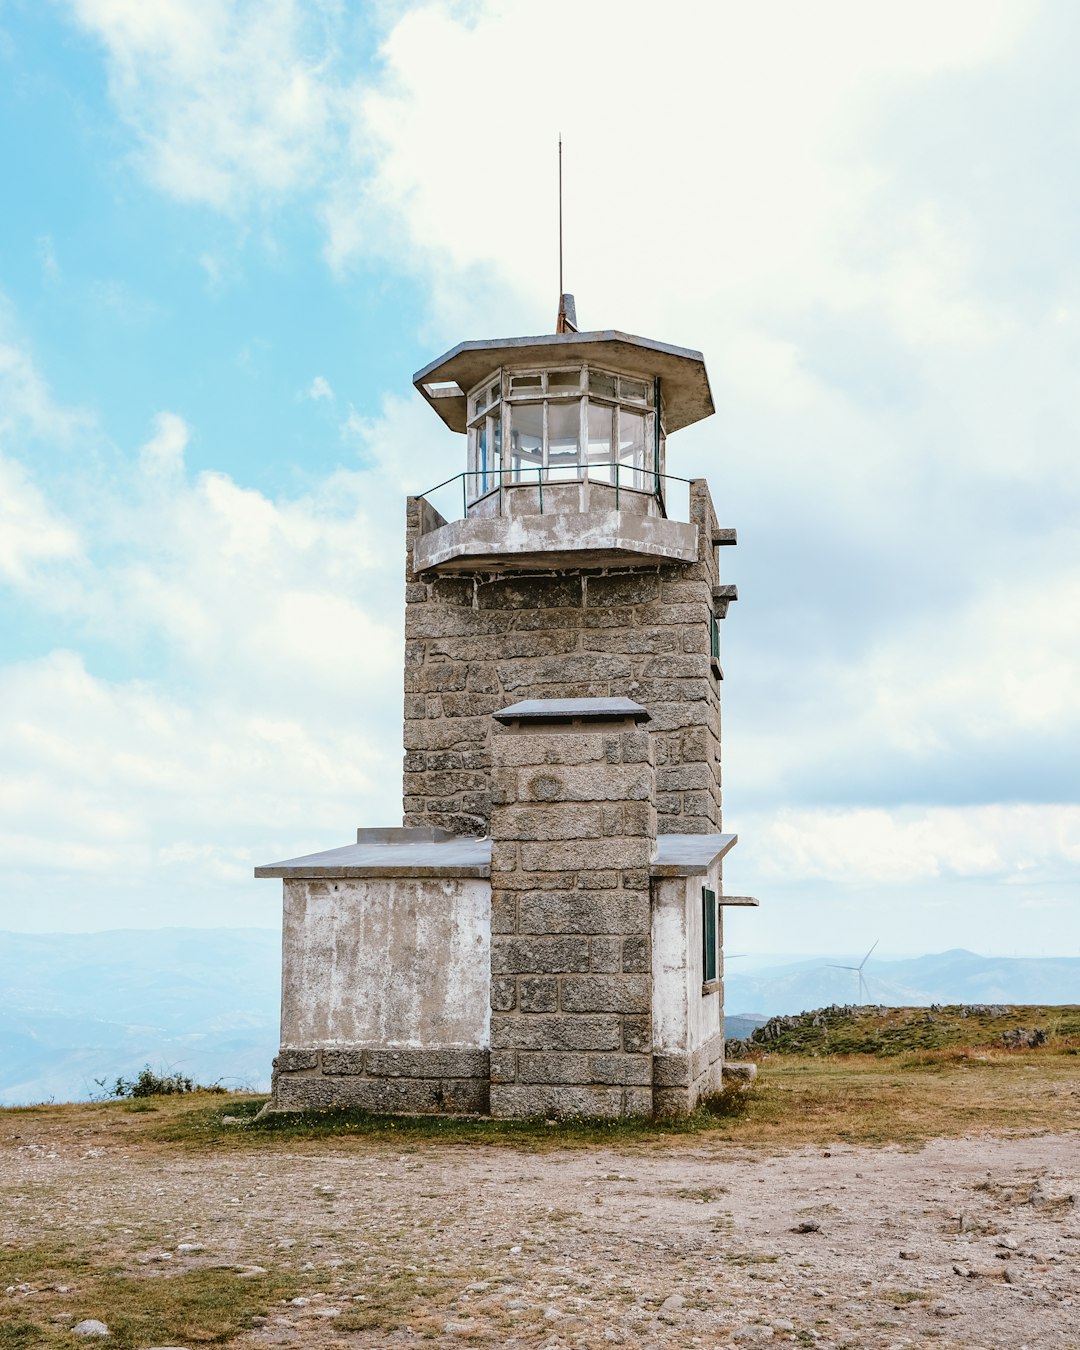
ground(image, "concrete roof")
xmin=256 ymin=829 xmax=740 ymax=881
xmin=650 ymin=832 xmax=739 ymax=877
xmin=413 ymin=330 xmax=714 ymax=435
xmin=255 ymin=834 xmax=492 ymax=879
xmin=494 ymin=697 xmax=651 ymax=725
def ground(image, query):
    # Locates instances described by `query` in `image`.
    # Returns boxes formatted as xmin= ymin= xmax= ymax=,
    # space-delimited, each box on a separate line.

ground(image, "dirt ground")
xmin=3 ymin=1118 xmax=1078 ymax=1350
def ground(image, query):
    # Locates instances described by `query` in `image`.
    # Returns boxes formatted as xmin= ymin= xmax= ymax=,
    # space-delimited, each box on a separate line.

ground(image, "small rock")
xmin=899 ymin=1250 xmax=920 ymax=1260
xmin=1003 ymin=1266 xmax=1020 ymax=1285
xmin=733 ymin=1326 xmax=774 ymax=1343
xmin=276 ymin=1237 xmax=297 ymax=1248
xmin=771 ymin=1319 xmax=795 ymax=1332
xmin=931 ymin=1301 xmax=959 ymax=1318
xmin=235 ymin=1266 xmax=267 ymax=1278
xmin=791 ymin=1220 xmax=821 ymax=1234
xmin=289 ymin=1297 xmax=309 ymax=1307
xmin=504 ymin=1299 xmax=530 ymax=1312
xmin=442 ymin=1321 xmax=475 ymax=1335
xmin=658 ymin=1293 xmax=686 ymax=1314
xmin=1000 ymin=1235 xmax=1020 ymax=1250
xmin=72 ymin=1321 xmax=110 ymax=1339
xmin=175 ymin=1243 xmax=204 ymax=1254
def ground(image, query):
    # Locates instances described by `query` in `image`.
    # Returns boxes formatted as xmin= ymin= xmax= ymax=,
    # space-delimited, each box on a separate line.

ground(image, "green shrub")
xmin=96 ymin=1065 xmax=225 ymax=1099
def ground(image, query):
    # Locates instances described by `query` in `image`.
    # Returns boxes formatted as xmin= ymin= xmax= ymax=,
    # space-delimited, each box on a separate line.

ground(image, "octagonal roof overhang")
xmin=413 ymin=329 xmax=714 ymax=435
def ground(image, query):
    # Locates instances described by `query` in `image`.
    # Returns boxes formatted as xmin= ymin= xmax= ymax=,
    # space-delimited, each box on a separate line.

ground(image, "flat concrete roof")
xmin=651 ymin=832 xmax=739 ymax=877
xmin=256 ymin=829 xmax=740 ymax=881
xmin=413 ymin=330 xmax=714 ymax=435
xmin=494 ymin=697 xmax=650 ymax=725
xmin=255 ymin=833 xmax=492 ymax=880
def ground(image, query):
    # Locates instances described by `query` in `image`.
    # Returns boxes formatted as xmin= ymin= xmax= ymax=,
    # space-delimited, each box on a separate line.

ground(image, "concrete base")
xmin=652 ymin=1032 xmax=724 ymax=1115
xmin=266 ymin=1046 xmax=490 ymax=1115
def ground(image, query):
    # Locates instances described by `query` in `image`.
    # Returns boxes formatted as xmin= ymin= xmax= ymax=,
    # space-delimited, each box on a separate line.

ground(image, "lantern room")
xmin=412 ymin=328 xmax=715 ymax=574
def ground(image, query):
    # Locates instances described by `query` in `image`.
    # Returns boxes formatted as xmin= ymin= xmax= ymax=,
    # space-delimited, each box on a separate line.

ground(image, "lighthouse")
xmin=256 ymin=304 xmax=756 ymax=1117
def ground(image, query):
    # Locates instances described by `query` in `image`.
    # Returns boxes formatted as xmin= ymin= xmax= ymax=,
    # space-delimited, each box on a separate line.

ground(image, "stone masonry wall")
xmin=403 ymin=480 xmax=725 ymax=837
xmin=487 ymin=719 xmax=656 ymax=1117
xmin=269 ymin=1047 xmax=489 ymax=1115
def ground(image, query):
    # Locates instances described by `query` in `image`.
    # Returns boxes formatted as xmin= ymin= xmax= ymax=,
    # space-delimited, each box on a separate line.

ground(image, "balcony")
xmin=411 ymin=465 xmax=700 ymax=575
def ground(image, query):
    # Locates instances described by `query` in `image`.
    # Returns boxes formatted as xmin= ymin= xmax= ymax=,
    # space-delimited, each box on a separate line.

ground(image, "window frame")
xmin=701 ymin=886 xmax=719 ymax=989
xmin=465 ymin=363 xmax=665 ymax=503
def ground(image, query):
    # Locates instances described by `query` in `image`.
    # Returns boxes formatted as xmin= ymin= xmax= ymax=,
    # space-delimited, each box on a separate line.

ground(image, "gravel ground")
xmin=4 ymin=1129 xmax=1078 ymax=1349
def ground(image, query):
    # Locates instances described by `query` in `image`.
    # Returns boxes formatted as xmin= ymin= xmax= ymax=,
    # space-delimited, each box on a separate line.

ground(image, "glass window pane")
xmin=491 ymin=411 xmax=502 ymax=480
xmin=510 ymin=373 xmax=542 ymax=391
xmin=589 ymin=369 xmax=616 ymax=400
xmin=509 ymin=403 xmax=543 ymax=480
xmin=548 ymin=369 xmax=580 ymax=390
xmin=586 ymin=402 xmax=613 ymax=483
xmin=547 ymin=399 xmax=581 ymax=480
xmin=617 ymin=408 xmax=646 ymax=490
xmin=619 ymin=376 xmax=648 ymax=404
xmin=476 ymin=422 xmax=487 ymax=496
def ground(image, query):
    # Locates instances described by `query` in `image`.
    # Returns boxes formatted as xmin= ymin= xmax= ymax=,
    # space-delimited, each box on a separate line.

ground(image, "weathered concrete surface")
xmin=255 ymin=834 xmax=491 ymax=879
xmin=279 ymin=876 xmax=490 ymax=1051
xmin=651 ymin=871 xmax=726 ymax=1114
xmin=413 ymin=501 xmax=699 ymax=573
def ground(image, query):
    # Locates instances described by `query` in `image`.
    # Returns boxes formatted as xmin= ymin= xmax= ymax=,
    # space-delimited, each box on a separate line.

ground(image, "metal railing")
xmin=416 ymin=462 xmax=694 ymax=524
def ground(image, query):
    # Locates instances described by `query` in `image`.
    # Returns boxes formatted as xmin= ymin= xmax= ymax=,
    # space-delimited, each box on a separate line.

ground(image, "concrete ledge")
xmin=414 ymin=508 xmax=699 ymax=575
xmin=255 ymin=835 xmax=491 ymax=879
xmin=650 ymin=832 xmax=737 ymax=876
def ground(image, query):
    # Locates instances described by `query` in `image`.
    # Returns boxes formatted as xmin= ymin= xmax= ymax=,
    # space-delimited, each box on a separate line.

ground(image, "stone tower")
xmin=256 ymin=316 xmax=756 ymax=1118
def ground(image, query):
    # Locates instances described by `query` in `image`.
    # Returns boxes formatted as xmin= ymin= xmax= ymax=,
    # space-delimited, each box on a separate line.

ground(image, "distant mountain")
xmin=0 ymin=929 xmax=280 ymax=1106
xmin=725 ymin=949 xmax=1080 ymax=1018
xmin=2 ymin=932 xmax=1077 ymax=1106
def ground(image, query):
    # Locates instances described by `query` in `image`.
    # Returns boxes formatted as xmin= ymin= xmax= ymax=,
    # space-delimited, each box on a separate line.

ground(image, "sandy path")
xmin=4 ymin=1130 xmax=1078 ymax=1349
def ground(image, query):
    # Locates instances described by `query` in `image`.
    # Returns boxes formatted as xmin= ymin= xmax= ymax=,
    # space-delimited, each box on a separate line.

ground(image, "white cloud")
xmin=0 ymin=330 xmax=462 ymax=929
xmin=0 ymin=457 xmax=81 ymax=583
xmin=746 ymin=803 xmax=1080 ymax=887
xmin=305 ymin=374 xmax=333 ymax=401
xmin=66 ymin=0 xmax=342 ymax=211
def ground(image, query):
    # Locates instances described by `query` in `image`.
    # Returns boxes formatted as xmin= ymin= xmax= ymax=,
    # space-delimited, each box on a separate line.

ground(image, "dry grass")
xmin=0 ymin=1242 xmax=312 ymax=1348
xmin=3 ymin=1047 xmax=1077 ymax=1160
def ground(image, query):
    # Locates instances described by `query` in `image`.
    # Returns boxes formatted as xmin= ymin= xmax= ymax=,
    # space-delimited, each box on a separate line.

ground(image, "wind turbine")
xmin=830 ymin=940 xmax=878 ymax=1004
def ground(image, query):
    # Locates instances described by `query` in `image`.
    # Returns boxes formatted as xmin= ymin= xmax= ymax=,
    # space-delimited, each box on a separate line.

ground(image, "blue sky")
xmin=1 ymin=0 xmax=1077 ymax=956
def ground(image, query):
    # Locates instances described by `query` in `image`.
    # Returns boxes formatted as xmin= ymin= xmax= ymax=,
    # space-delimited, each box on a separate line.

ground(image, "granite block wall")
xmin=487 ymin=718 xmax=657 ymax=1118
xmin=403 ymin=480 xmax=726 ymax=837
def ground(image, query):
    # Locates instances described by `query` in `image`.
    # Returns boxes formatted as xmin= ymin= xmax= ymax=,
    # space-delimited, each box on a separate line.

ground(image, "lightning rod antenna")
xmin=556 ymin=134 xmax=577 ymax=333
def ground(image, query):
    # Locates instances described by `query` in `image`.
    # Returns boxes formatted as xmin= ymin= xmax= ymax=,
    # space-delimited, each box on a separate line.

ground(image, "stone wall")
xmin=486 ymin=718 xmax=657 ymax=1118
xmin=270 ymin=1046 xmax=489 ymax=1114
xmin=403 ymin=480 xmax=725 ymax=837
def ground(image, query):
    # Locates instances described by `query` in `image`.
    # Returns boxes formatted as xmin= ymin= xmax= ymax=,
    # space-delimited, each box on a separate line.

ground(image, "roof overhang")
xmin=413 ymin=330 xmax=714 ymax=435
